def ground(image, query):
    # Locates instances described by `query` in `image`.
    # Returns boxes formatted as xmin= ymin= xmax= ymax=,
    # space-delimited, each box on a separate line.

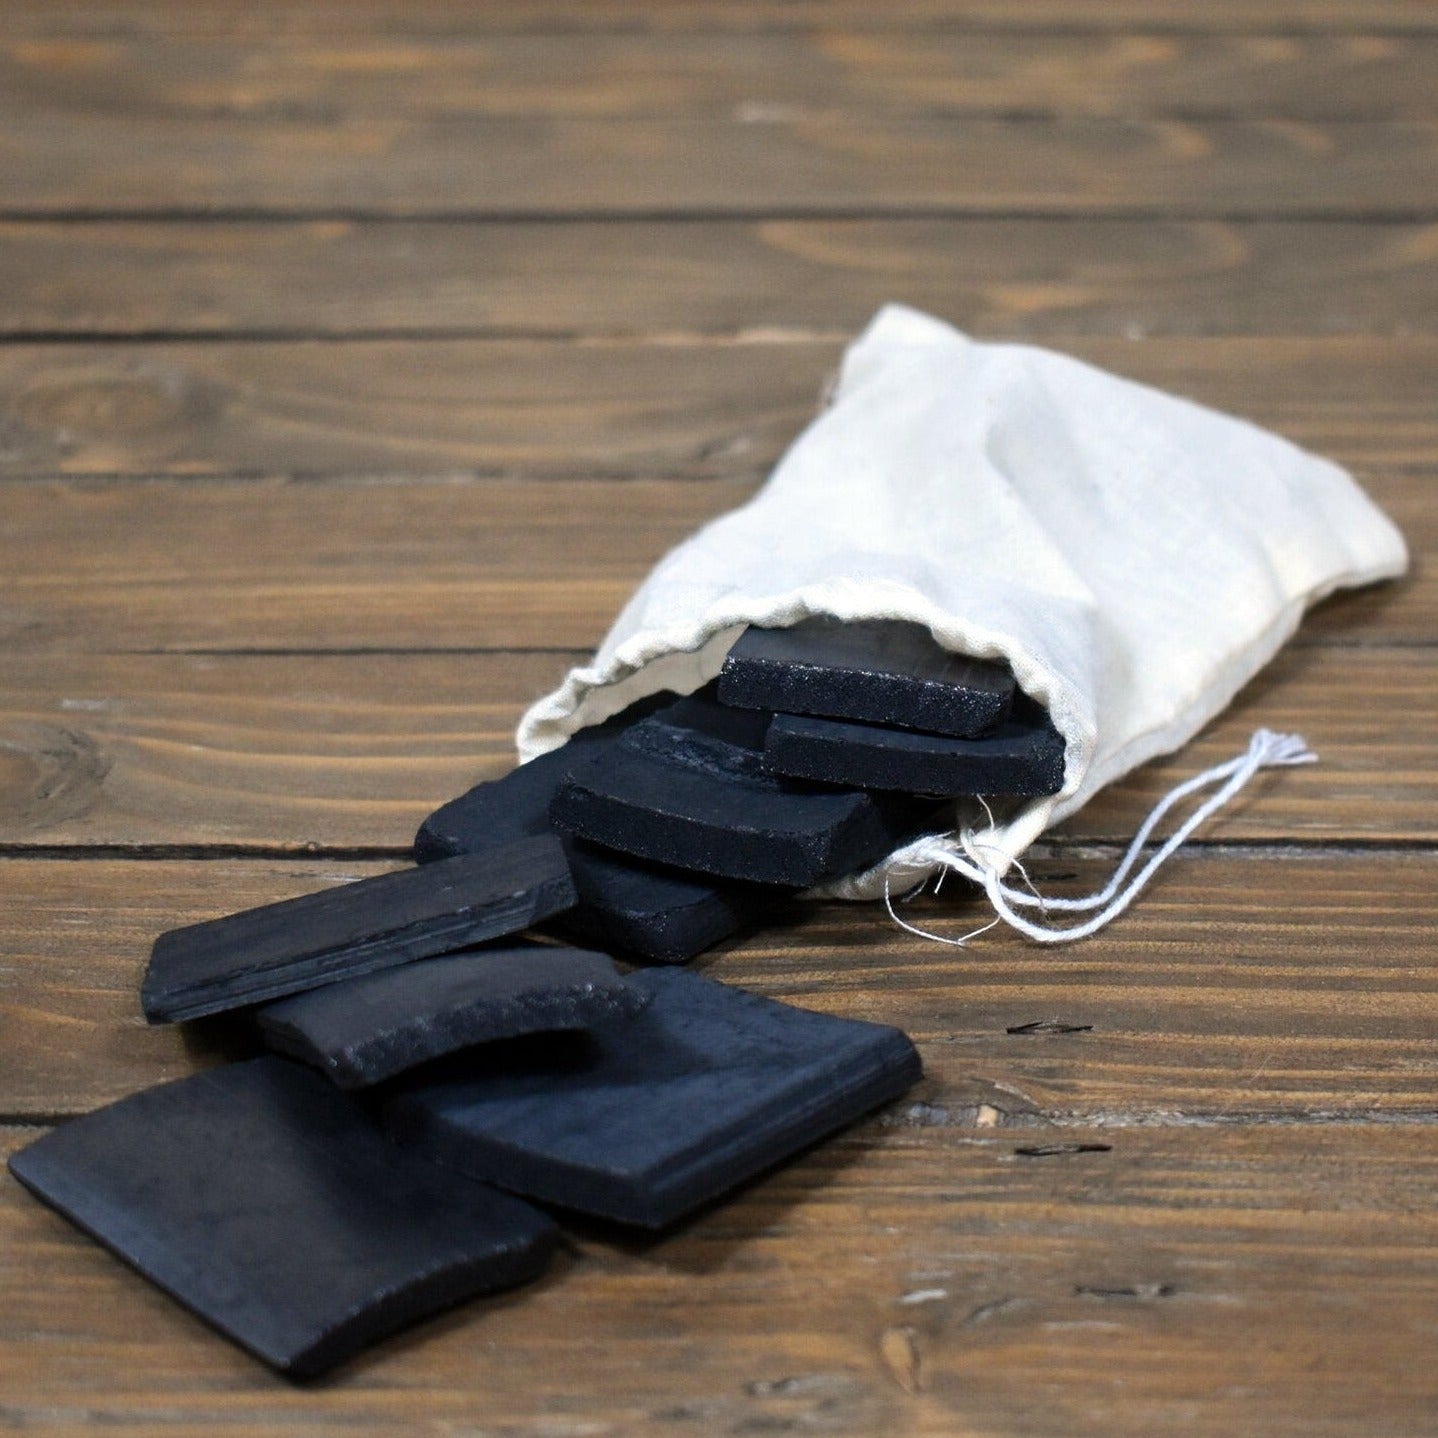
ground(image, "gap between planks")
xmin=6 ymin=850 xmax=1438 ymax=1123
xmin=0 ymin=644 xmax=1429 ymax=847
xmin=6 ymin=1119 xmax=1438 ymax=1438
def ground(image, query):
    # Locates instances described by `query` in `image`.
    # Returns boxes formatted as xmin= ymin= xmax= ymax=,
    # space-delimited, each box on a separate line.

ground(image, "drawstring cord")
xmin=884 ymin=729 xmax=1317 ymax=945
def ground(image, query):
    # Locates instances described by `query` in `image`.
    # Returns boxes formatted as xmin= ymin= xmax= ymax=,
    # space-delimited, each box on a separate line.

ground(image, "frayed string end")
xmin=891 ymin=728 xmax=1316 ymax=946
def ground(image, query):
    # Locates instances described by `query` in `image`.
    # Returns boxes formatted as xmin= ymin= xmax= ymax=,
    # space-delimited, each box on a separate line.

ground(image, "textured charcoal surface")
xmin=7 ymin=1057 xmax=557 ymax=1377
xmin=763 ymin=703 xmax=1066 ymax=797
xmin=549 ymin=694 xmax=932 ymax=886
xmin=416 ymin=704 xmax=775 ymax=963
xmin=142 ymin=837 xmax=576 ymax=1024
xmin=257 ymin=945 xmax=649 ymax=1088
xmin=383 ymin=967 xmax=923 ymax=1229
xmin=719 ymin=618 xmax=1015 ymax=738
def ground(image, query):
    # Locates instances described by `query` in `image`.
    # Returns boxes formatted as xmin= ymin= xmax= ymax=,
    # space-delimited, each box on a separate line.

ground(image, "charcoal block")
xmin=7 ymin=1057 xmax=557 ymax=1377
xmin=384 ymin=967 xmax=922 ymax=1229
xmin=258 ymin=945 xmax=649 ymax=1088
xmin=142 ymin=837 xmax=576 ymax=1024
xmin=719 ymin=617 xmax=1014 ymax=738
xmin=558 ymin=842 xmax=774 ymax=963
xmin=416 ymin=708 xmax=775 ymax=963
xmin=764 ymin=704 xmax=1066 ymax=797
xmin=549 ymin=694 xmax=932 ymax=886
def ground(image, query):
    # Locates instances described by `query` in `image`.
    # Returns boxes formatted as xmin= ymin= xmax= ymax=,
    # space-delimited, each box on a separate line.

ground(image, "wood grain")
xmin=0 ymin=473 xmax=1423 ymax=653
xmin=4 ymin=33 xmax=1436 ymax=123
xmin=5 ymin=851 xmax=1438 ymax=1120
xmin=0 ymin=478 xmax=745 ymax=651
xmin=4 ymin=112 xmax=1438 ymax=217
xmin=10 ymin=0 xmax=1438 ymax=35
xmin=6 ymin=218 xmax=1438 ymax=339
xmin=3 ymin=0 xmax=1434 ymax=1428
xmin=0 ymin=652 xmax=574 ymax=849
xmin=6 ymin=1117 xmax=1438 ymax=1436
xmin=0 ymin=644 xmax=1429 ymax=851
xmin=0 ymin=336 xmax=1433 ymax=478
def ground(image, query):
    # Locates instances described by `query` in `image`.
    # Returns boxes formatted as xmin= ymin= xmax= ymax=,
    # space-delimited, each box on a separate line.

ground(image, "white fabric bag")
xmin=518 ymin=305 xmax=1407 ymax=939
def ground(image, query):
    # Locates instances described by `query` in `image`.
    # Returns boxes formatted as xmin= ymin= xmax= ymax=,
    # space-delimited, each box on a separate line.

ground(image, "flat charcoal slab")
xmin=558 ymin=841 xmax=775 ymax=963
xmin=384 ymin=967 xmax=922 ymax=1229
xmin=416 ymin=709 xmax=775 ymax=963
xmin=719 ymin=617 xmax=1015 ymax=738
xmin=142 ymin=837 xmax=576 ymax=1024
xmin=258 ymin=945 xmax=649 ymax=1089
xmin=549 ymin=694 xmax=931 ymax=887
xmin=7 ymin=1057 xmax=557 ymax=1377
xmin=764 ymin=706 xmax=1066 ymax=797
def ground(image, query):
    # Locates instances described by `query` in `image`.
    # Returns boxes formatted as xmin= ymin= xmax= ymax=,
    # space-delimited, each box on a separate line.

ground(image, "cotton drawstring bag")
xmin=517 ymin=305 xmax=1408 ymax=941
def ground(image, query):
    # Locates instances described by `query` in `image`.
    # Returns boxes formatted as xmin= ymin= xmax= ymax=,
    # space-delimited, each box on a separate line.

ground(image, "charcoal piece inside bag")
xmin=383 ymin=967 xmax=922 ymax=1229
xmin=719 ymin=617 xmax=1015 ymax=738
xmin=417 ymin=699 xmax=778 ymax=964
xmin=141 ymin=837 xmax=575 ymax=1024
xmin=257 ymin=944 xmax=649 ymax=1089
xmin=6 ymin=1057 xmax=557 ymax=1378
xmin=763 ymin=700 xmax=1066 ymax=798
xmin=549 ymin=692 xmax=935 ymax=887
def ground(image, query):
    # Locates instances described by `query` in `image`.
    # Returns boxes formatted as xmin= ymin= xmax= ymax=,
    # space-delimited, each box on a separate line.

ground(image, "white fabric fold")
xmin=517 ymin=305 xmax=1407 ymax=903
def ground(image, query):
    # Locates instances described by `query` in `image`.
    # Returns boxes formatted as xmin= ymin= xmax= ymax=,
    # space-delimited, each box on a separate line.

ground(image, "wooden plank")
xmin=0 ymin=337 xmax=1433 ymax=478
xmin=0 ymin=645 xmax=1431 ymax=851
xmin=4 ymin=33 xmax=1436 ymax=124
xmin=4 ymin=851 xmax=1438 ymax=1120
xmin=6 ymin=1116 xmax=1438 ymax=1435
xmin=0 ymin=472 xmax=1423 ymax=653
xmin=4 ymin=112 xmax=1436 ymax=217
xmin=6 ymin=218 xmax=1438 ymax=339
xmin=0 ymin=652 xmax=571 ymax=849
xmin=10 ymin=0 xmax=1438 ymax=36
xmin=0 ymin=478 xmax=743 ymax=651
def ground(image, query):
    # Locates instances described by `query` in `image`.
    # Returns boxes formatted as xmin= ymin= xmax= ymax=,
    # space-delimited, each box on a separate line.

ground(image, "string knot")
xmin=883 ymin=728 xmax=1316 ymax=947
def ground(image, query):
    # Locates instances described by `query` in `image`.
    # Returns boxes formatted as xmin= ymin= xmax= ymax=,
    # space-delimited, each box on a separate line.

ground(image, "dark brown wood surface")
xmin=6 ymin=219 xmax=1438 ymax=339
xmin=2 ymin=1 xmax=1435 ymax=1434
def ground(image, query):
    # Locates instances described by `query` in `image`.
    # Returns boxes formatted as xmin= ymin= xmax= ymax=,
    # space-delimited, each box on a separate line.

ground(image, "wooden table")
xmin=2 ymin=2 xmax=1436 ymax=1433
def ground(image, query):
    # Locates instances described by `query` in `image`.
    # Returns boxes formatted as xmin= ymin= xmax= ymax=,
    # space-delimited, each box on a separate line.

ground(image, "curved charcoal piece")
xmin=142 ymin=837 xmax=576 ymax=1024
xmin=258 ymin=945 xmax=649 ymax=1089
xmin=719 ymin=617 xmax=1014 ymax=738
xmin=7 ymin=1058 xmax=557 ymax=1378
xmin=416 ymin=701 xmax=776 ymax=963
xmin=384 ymin=967 xmax=923 ymax=1230
xmin=763 ymin=704 xmax=1066 ymax=797
xmin=549 ymin=695 xmax=933 ymax=887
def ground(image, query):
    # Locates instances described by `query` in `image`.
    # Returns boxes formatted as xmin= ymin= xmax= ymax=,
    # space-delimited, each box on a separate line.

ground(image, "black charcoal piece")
xmin=764 ymin=704 xmax=1066 ymax=798
xmin=558 ymin=842 xmax=775 ymax=963
xmin=142 ymin=837 xmax=575 ymax=1024
xmin=7 ymin=1057 xmax=557 ymax=1377
xmin=384 ymin=967 xmax=921 ymax=1229
xmin=416 ymin=708 xmax=775 ymax=963
xmin=257 ymin=945 xmax=649 ymax=1088
xmin=719 ymin=617 xmax=1015 ymax=738
xmin=549 ymin=694 xmax=931 ymax=887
